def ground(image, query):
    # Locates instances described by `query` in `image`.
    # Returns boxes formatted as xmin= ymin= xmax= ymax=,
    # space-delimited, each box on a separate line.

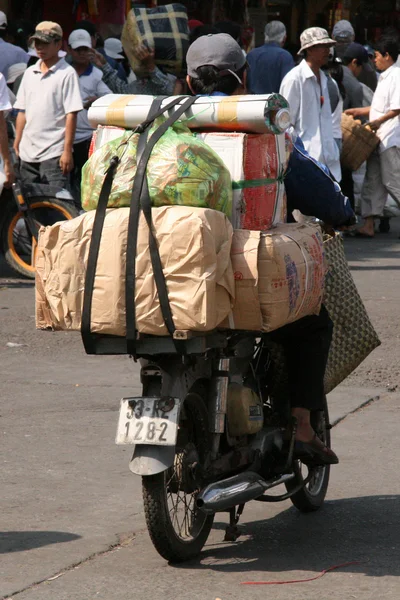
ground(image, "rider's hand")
xmin=83 ymin=96 xmax=98 ymax=110
xmin=88 ymin=49 xmax=107 ymax=68
xmin=3 ymin=159 xmax=15 ymax=187
xmin=366 ymin=119 xmax=382 ymax=132
xmin=60 ymin=150 xmax=74 ymax=175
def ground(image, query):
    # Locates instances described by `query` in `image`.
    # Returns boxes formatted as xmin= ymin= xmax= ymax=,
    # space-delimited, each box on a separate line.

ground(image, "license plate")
xmin=115 ymin=397 xmax=180 ymax=446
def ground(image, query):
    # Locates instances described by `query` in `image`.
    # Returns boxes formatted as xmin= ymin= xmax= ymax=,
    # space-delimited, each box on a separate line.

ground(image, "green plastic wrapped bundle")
xmin=81 ymin=120 xmax=232 ymax=216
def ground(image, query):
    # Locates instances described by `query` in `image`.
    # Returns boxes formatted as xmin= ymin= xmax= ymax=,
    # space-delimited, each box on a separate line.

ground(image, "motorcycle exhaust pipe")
xmin=196 ymin=471 xmax=295 ymax=514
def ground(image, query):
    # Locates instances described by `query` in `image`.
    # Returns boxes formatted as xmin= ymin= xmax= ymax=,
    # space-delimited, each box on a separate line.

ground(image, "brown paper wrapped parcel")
xmin=223 ymin=223 xmax=326 ymax=332
xmin=35 ymin=206 xmax=235 ymax=336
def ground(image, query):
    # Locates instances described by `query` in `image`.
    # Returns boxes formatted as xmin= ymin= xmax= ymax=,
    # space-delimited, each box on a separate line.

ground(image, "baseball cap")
xmin=30 ymin=21 xmax=63 ymax=44
xmin=332 ymin=20 xmax=355 ymax=41
xmin=0 ymin=11 xmax=7 ymax=29
xmin=343 ymin=42 xmax=368 ymax=63
xmin=68 ymin=29 xmax=92 ymax=49
xmin=104 ymin=38 xmax=124 ymax=60
xmin=298 ymin=27 xmax=336 ymax=54
xmin=187 ymin=33 xmax=246 ymax=78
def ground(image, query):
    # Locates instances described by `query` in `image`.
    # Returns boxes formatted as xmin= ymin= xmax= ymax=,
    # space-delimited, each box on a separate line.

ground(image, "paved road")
xmin=1 ymin=222 xmax=399 ymax=599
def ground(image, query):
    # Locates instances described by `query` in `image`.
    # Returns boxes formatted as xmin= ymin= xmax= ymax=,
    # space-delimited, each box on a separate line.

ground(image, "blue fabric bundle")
xmin=285 ymin=136 xmax=355 ymax=226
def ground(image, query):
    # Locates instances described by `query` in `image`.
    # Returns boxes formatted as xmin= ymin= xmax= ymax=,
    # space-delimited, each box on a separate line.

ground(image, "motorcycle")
xmin=0 ymin=124 xmax=78 ymax=278
xmin=115 ymin=331 xmax=331 ymax=563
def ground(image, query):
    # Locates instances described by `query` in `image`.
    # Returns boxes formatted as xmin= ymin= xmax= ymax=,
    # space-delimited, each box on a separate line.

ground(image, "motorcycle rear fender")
xmin=129 ymin=444 xmax=175 ymax=476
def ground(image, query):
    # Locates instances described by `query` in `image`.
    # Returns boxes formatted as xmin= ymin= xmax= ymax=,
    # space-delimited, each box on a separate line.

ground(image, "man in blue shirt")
xmin=0 ymin=11 xmax=28 ymax=79
xmin=247 ymin=21 xmax=294 ymax=94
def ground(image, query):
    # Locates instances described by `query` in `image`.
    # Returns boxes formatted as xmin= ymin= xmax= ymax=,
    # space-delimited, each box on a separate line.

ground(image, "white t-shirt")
xmin=0 ymin=72 xmax=11 ymax=111
xmin=370 ymin=64 xmax=400 ymax=151
xmin=75 ymin=64 xmax=111 ymax=143
xmin=15 ymin=58 xmax=83 ymax=163
xmin=280 ymin=59 xmax=341 ymax=181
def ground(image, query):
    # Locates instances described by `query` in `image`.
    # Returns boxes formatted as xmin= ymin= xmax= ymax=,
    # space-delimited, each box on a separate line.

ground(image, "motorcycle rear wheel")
xmin=142 ymin=389 xmax=214 ymax=563
xmin=285 ymin=396 xmax=331 ymax=512
xmin=1 ymin=198 xmax=78 ymax=279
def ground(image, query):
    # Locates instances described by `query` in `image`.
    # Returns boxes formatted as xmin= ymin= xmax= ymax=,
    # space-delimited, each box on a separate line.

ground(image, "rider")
xmin=186 ymin=33 xmax=339 ymax=465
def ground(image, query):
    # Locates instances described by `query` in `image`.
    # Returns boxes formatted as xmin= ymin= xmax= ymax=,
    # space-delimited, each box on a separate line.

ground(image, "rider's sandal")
xmin=295 ymin=433 xmax=339 ymax=466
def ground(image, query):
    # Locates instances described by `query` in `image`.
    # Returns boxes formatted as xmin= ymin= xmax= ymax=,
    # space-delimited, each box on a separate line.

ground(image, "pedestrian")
xmin=280 ymin=27 xmax=341 ymax=182
xmin=0 ymin=12 xmax=28 ymax=79
xmin=89 ymin=43 xmax=177 ymax=96
xmin=246 ymin=21 xmax=294 ymax=94
xmin=68 ymin=29 xmax=112 ymax=209
xmin=332 ymin=19 xmax=377 ymax=92
xmin=0 ymin=71 xmax=14 ymax=187
xmin=71 ymin=21 xmax=127 ymax=82
xmin=341 ymin=42 xmax=368 ymax=110
xmin=323 ymin=48 xmax=345 ymax=153
xmin=14 ymin=22 xmax=83 ymax=189
xmin=345 ymin=37 xmax=400 ymax=237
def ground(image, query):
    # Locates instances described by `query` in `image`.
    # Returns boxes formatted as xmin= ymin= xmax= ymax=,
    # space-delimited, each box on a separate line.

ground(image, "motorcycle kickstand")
xmin=224 ymin=504 xmax=245 ymax=542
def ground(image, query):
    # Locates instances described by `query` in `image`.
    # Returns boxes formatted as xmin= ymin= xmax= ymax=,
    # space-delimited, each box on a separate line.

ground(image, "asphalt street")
xmin=1 ymin=221 xmax=399 ymax=600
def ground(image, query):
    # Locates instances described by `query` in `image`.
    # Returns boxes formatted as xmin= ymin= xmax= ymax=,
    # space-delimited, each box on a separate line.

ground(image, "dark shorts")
xmin=20 ymin=157 xmax=68 ymax=189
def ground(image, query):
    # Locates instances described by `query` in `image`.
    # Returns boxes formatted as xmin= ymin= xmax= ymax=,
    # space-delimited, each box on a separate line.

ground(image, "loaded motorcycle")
xmin=114 ymin=331 xmax=331 ymax=563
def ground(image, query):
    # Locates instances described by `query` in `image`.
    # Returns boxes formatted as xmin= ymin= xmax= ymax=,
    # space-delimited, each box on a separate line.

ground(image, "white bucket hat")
xmin=298 ymin=27 xmax=336 ymax=55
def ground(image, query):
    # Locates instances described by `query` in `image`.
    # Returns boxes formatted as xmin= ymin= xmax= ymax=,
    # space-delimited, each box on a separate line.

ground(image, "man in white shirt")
xmin=280 ymin=27 xmax=341 ymax=182
xmin=346 ymin=37 xmax=400 ymax=237
xmin=14 ymin=22 xmax=83 ymax=189
xmin=0 ymin=71 xmax=14 ymax=187
xmin=68 ymin=29 xmax=111 ymax=207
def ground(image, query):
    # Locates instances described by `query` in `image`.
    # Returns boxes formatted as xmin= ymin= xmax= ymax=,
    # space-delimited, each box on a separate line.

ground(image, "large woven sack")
xmin=267 ymin=232 xmax=380 ymax=400
xmin=341 ymin=113 xmax=379 ymax=171
xmin=122 ymin=4 xmax=189 ymax=76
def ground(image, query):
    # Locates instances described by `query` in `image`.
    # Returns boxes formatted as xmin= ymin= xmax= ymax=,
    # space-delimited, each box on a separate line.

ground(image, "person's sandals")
xmin=295 ymin=433 xmax=339 ymax=466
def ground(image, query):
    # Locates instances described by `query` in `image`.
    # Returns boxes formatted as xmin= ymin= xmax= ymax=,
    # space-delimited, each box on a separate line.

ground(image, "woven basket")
xmin=341 ymin=113 xmax=380 ymax=171
xmin=267 ymin=232 xmax=381 ymax=401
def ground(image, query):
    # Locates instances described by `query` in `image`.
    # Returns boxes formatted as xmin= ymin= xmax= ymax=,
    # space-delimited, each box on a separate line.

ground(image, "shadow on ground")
xmin=173 ymin=495 xmax=400 ymax=578
xmin=0 ymin=531 xmax=81 ymax=553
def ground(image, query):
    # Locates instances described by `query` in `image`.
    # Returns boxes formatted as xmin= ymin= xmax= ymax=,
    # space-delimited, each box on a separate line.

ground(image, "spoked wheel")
xmin=285 ymin=397 xmax=331 ymax=512
xmin=142 ymin=390 xmax=214 ymax=563
xmin=1 ymin=198 xmax=78 ymax=278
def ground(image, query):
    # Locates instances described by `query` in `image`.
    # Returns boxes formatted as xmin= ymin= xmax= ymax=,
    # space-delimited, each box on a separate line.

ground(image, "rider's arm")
xmin=0 ymin=111 xmax=14 ymax=187
xmin=60 ymin=112 xmax=78 ymax=176
xmin=14 ymin=110 xmax=26 ymax=157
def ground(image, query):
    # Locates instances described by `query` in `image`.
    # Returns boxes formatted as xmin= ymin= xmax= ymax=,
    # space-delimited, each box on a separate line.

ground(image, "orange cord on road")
xmin=241 ymin=561 xmax=361 ymax=585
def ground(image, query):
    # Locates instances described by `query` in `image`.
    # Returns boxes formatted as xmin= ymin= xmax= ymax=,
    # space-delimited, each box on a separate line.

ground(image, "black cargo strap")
xmin=81 ymin=155 xmax=120 ymax=354
xmin=81 ymin=95 xmax=192 ymax=354
xmin=125 ymin=95 xmax=196 ymax=356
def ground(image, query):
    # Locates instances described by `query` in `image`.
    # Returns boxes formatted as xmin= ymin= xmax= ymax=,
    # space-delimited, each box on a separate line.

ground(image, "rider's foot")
xmin=292 ymin=407 xmax=339 ymax=465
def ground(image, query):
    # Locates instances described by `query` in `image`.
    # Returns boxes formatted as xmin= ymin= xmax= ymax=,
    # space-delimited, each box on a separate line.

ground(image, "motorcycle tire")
xmin=142 ymin=386 xmax=214 ymax=563
xmin=1 ymin=198 xmax=78 ymax=279
xmin=284 ymin=396 xmax=331 ymax=512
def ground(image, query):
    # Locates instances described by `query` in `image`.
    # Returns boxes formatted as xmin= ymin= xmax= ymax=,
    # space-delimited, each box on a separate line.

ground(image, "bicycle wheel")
xmin=2 ymin=198 xmax=78 ymax=278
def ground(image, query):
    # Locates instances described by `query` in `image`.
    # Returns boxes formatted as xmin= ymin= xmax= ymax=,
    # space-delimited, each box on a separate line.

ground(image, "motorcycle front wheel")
xmin=285 ymin=396 xmax=331 ymax=512
xmin=142 ymin=388 xmax=214 ymax=563
xmin=2 ymin=198 xmax=78 ymax=278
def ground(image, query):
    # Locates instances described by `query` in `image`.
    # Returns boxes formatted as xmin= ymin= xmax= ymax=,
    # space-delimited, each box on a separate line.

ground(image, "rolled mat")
xmin=88 ymin=93 xmax=291 ymax=135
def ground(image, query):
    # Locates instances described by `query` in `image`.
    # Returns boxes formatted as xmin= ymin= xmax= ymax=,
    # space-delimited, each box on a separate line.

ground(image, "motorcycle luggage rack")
xmin=83 ymin=330 xmax=229 ymax=356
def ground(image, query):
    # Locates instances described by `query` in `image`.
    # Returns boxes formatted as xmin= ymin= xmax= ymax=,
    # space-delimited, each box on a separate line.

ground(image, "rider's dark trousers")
xmin=20 ymin=157 xmax=68 ymax=189
xmin=269 ymin=305 xmax=333 ymax=412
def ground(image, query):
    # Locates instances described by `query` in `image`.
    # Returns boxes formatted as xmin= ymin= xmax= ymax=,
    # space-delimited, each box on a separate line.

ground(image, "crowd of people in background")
xmin=0 ymin=10 xmax=399 ymax=238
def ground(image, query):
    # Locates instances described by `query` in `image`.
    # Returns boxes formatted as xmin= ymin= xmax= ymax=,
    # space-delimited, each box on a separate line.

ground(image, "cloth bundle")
xmin=122 ymin=3 xmax=189 ymax=76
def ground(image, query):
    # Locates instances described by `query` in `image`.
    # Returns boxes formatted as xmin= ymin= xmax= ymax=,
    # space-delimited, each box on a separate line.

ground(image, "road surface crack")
xmin=331 ymin=394 xmax=381 ymax=427
xmin=2 ymin=531 xmax=144 ymax=599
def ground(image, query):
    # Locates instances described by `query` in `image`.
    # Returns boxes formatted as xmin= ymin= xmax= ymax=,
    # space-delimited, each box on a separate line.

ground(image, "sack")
xmin=122 ymin=3 xmax=189 ymax=76
xmin=35 ymin=207 xmax=235 ymax=337
xmin=81 ymin=120 xmax=232 ymax=216
xmin=341 ymin=113 xmax=380 ymax=171
xmin=266 ymin=232 xmax=380 ymax=399
xmin=285 ymin=135 xmax=354 ymax=226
